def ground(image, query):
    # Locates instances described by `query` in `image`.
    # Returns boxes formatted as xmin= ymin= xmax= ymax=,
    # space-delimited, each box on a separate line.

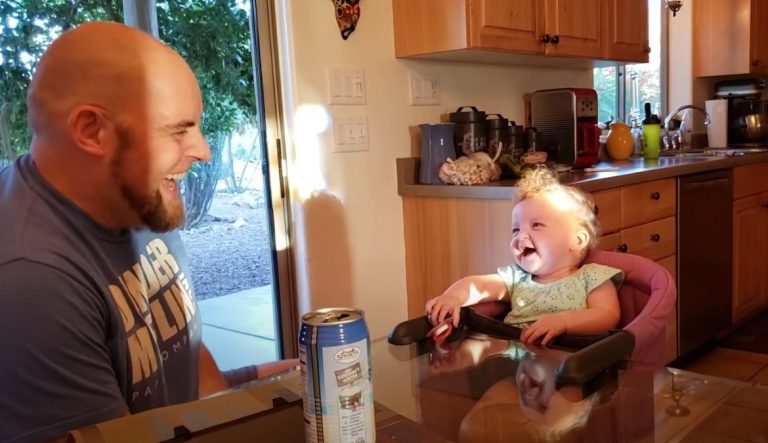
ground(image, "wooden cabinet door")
xmin=543 ymin=0 xmax=602 ymax=58
xmin=732 ymin=194 xmax=768 ymax=323
xmin=602 ymin=0 xmax=649 ymax=62
xmin=693 ymin=0 xmax=767 ymax=76
xmin=470 ymin=0 xmax=545 ymax=53
xmin=657 ymin=255 xmax=678 ymax=364
xmin=750 ymin=0 xmax=768 ymax=73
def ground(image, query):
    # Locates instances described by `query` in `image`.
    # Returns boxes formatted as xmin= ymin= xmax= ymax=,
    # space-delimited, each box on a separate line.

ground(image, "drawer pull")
xmin=594 ymin=205 xmax=600 ymax=216
xmin=617 ymin=243 xmax=628 ymax=253
xmin=650 ymin=233 xmax=661 ymax=242
xmin=650 ymin=191 xmax=661 ymax=200
xmin=762 ymin=202 xmax=768 ymax=209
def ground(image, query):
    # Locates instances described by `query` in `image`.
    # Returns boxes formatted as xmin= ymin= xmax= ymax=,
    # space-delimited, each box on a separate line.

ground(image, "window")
xmin=594 ymin=0 xmax=665 ymax=125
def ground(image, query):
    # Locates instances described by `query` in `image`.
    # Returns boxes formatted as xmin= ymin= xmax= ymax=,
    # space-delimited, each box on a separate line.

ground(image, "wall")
xmin=275 ymin=0 xmax=592 ymax=341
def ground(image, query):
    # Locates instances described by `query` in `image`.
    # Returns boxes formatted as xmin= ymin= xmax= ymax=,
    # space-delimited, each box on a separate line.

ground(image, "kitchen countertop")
xmin=397 ymin=152 xmax=768 ymax=199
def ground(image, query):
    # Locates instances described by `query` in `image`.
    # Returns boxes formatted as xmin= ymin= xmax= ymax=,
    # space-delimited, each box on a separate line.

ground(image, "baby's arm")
xmin=521 ymin=280 xmax=621 ymax=345
xmin=425 ymin=274 xmax=510 ymax=327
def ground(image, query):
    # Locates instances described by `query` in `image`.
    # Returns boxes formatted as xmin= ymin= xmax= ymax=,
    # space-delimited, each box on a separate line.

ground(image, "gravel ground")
xmin=179 ymin=191 xmax=273 ymax=301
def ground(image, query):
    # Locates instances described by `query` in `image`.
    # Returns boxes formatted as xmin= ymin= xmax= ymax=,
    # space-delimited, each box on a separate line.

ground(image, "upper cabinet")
xmin=602 ymin=0 xmax=650 ymax=62
xmin=694 ymin=0 xmax=768 ymax=77
xmin=392 ymin=0 xmax=649 ymax=64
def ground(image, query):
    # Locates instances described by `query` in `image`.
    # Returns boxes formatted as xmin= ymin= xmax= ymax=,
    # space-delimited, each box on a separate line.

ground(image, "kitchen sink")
xmin=703 ymin=147 xmax=768 ymax=156
xmin=660 ymin=147 xmax=768 ymax=158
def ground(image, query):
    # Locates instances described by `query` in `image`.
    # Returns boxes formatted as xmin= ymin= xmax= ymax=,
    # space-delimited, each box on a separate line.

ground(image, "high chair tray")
xmin=388 ymin=306 xmax=635 ymax=386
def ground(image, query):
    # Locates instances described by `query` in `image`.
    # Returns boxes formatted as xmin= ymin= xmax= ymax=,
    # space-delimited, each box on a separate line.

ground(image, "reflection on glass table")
xmin=69 ymin=332 xmax=768 ymax=442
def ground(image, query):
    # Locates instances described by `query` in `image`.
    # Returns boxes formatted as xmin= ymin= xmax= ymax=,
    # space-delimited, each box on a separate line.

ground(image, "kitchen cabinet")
xmin=601 ymin=0 xmax=650 ymax=62
xmin=593 ymin=178 xmax=678 ymax=364
xmin=732 ymin=162 xmax=768 ymax=323
xmin=693 ymin=0 xmax=768 ymax=77
xmin=392 ymin=0 xmax=647 ymax=63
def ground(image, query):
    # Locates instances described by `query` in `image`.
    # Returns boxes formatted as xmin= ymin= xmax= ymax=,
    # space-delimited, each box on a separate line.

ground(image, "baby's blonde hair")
xmin=514 ymin=167 xmax=600 ymax=255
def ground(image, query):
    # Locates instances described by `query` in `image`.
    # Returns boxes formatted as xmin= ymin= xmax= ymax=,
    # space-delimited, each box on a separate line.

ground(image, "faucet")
xmin=663 ymin=105 xmax=711 ymax=151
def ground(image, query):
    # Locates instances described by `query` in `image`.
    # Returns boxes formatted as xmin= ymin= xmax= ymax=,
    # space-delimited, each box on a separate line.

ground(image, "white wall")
xmin=276 ymin=0 xmax=592 ymax=340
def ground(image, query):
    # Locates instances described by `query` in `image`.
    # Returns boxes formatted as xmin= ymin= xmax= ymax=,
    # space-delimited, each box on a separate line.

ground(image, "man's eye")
xmin=174 ymin=130 xmax=188 ymax=137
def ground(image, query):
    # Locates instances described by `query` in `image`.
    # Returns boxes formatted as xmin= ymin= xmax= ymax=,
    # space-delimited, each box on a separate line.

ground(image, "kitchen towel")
xmin=705 ymin=99 xmax=728 ymax=148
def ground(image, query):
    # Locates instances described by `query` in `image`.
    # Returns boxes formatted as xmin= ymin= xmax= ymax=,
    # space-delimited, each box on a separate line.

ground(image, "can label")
xmin=300 ymin=309 xmax=375 ymax=443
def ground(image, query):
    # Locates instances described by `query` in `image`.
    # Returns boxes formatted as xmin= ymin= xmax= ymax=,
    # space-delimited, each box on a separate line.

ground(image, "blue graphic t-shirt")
xmin=0 ymin=155 xmax=202 ymax=443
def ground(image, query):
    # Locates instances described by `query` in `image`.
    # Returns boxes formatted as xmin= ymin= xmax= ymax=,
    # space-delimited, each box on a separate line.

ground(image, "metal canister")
xmin=299 ymin=308 xmax=375 ymax=443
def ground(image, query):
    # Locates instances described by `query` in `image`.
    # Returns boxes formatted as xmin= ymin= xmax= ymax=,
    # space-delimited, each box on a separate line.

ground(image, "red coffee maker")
xmin=530 ymin=88 xmax=601 ymax=168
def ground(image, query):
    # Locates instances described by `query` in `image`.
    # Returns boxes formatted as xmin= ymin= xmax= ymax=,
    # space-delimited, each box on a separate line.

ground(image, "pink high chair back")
xmin=584 ymin=250 xmax=677 ymax=366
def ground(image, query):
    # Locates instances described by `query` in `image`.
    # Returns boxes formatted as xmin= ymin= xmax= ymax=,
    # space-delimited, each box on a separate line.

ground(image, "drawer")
xmin=592 ymin=188 xmax=622 ymax=234
xmin=621 ymin=179 xmax=676 ymax=227
xmin=619 ymin=216 xmax=676 ymax=261
xmin=596 ymin=232 xmax=622 ymax=252
xmin=733 ymin=162 xmax=768 ymax=199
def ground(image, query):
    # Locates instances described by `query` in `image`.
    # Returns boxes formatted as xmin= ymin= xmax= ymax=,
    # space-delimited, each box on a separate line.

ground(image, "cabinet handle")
xmin=594 ymin=205 xmax=600 ymax=216
xmin=645 ymin=47 xmax=652 ymax=54
xmin=551 ymin=35 xmax=560 ymax=44
xmin=650 ymin=233 xmax=661 ymax=242
xmin=650 ymin=191 xmax=661 ymax=200
xmin=761 ymin=202 xmax=768 ymax=209
xmin=617 ymin=243 xmax=628 ymax=253
xmin=753 ymin=59 xmax=761 ymax=67
xmin=539 ymin=34 xmax=552 ymax=43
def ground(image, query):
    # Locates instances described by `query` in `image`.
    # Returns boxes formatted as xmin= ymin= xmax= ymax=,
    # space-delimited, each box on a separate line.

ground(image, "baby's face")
xmin=510 ymin=193 xmax=585 ymax=279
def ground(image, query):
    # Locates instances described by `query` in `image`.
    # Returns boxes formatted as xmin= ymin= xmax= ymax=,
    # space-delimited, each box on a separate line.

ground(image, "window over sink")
xmin=594 ymin=0 xmax=666 ymax=125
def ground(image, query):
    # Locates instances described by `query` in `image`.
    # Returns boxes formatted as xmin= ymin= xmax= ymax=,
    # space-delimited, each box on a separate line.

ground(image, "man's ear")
xmin=67 ymin=105 xmax=113 ymax=157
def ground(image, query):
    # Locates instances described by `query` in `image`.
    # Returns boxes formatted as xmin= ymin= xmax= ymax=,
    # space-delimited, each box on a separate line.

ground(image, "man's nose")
xmin=190 ymin=129 xmax=211 ymax=162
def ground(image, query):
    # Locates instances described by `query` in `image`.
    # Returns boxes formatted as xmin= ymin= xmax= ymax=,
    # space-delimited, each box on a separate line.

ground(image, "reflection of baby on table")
xmin=425 ymin=338 xmax=596 ymax=442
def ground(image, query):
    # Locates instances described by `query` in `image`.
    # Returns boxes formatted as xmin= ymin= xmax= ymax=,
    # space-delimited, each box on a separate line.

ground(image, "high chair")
xmin=470 ymin=251 xmax=677 ymax=366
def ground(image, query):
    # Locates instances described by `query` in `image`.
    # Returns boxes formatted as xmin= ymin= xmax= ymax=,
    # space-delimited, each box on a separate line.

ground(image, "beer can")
xmin=299 ymin=308 xmax=375 ymax=443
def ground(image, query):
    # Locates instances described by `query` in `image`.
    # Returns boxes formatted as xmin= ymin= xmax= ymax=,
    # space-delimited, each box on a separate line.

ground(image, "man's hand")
xmin=520 ymin=313 xmax=568 ymax=346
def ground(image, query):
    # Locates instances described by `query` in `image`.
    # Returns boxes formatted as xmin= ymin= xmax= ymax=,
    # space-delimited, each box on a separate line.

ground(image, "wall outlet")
xmin=328 ymin=68 xmax=366 ymax=105
xmin=333 ymin=115 xmax=369 ymax=152
xmin=408 ymin=72 xmax=440 ymax=106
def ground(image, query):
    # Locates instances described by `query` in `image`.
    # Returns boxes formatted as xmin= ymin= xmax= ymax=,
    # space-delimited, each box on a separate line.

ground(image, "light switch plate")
xmin=408 ymin=72 xmax=440 ymax=106
xmin=328 ymin=68 xmax=366 ymax=105
xmin=333 ymin=115 xmax=369 ymax=152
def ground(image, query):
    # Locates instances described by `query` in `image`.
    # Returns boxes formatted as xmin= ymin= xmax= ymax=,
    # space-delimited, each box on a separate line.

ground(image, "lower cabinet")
xmin=732 ymin=192 xmax=768 ymax=323
xmin=657 ymin=255 xmax=678 ymax=363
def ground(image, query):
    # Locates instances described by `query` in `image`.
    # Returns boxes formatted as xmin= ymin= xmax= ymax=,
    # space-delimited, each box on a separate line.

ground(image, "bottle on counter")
xmin=642 ymin=103 xmax=662 ymax=160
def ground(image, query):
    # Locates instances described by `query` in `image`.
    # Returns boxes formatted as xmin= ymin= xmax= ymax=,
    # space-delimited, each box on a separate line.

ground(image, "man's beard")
xmin=113 ymin=130 xmax=185 ymax=232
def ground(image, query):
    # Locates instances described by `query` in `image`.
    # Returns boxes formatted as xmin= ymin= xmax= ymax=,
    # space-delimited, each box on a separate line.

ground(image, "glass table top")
xmin=70 ymin=332 xmax=768 ymax=442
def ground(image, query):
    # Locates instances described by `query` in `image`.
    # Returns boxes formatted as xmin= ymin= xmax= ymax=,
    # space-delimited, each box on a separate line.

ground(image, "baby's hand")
xmin=520 ymin=314 xmax=567 ymax=346
xmin=425 ymin=293 xmax=464 ymax=327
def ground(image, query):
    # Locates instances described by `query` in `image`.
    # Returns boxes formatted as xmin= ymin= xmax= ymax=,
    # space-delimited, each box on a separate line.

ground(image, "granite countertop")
xmin=397 ymin=152 xmax=768 ymax=199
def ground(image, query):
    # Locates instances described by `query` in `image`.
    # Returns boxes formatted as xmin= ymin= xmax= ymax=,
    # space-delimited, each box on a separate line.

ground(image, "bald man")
xmin=0 ymin=22 xmax=229 ymax=442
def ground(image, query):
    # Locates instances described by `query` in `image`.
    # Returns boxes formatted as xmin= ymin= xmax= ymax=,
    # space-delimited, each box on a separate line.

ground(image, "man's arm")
xmin=199 ymin=343 xmax=228 ymax=397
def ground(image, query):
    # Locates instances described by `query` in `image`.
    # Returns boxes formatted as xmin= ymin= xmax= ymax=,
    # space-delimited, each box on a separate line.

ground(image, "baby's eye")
xmin=532 ymin=222 xmax=544 ymax=229
xmin=511 ymin=228 xmax=520 ymax=236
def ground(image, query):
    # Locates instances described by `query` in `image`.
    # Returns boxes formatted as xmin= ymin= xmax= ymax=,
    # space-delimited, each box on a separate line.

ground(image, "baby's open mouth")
xmin=522 ymin=247 xmax=537 ymax=257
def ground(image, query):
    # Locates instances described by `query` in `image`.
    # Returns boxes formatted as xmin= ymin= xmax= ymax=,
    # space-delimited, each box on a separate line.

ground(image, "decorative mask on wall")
xmin=332 ymin=0 xmax=360 ymax=40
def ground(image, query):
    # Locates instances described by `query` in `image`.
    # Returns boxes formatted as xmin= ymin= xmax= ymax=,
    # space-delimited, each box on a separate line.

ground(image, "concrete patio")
xmin=198 ymin=285 xmax=279 ymax=371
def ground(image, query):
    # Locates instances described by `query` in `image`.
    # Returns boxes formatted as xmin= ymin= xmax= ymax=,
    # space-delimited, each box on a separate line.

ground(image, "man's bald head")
xmin=27 ymin=21 xmax=192 ymax=138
